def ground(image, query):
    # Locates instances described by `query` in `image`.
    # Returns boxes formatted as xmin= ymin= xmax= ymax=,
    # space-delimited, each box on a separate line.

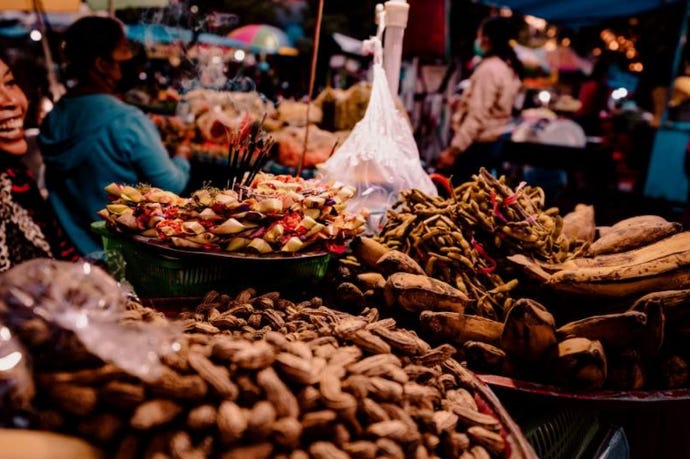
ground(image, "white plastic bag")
xmin=0 ymin=259 xmax=181 ymax=383
xmin=319 ymin=10 xmax=436 ymax=229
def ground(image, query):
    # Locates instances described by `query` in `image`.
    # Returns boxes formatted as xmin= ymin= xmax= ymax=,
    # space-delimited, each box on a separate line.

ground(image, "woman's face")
xmin=0 ymin=58 xmax=28 ymax=156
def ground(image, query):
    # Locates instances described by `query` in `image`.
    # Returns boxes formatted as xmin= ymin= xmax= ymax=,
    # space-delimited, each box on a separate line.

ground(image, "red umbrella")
xmin=228 ymin=24 xmax=298 ymax=56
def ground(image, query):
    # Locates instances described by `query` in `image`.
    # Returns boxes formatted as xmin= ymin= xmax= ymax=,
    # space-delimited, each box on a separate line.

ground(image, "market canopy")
xmin=0 ymin=0 xmax=168 ymax=12
xmin=480 ymin=0 xmax=681 ymax=25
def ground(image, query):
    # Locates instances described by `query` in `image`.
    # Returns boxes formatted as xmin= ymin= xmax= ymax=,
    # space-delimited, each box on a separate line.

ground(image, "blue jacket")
xmin=39 ymin=94 xmax=190 ymax=255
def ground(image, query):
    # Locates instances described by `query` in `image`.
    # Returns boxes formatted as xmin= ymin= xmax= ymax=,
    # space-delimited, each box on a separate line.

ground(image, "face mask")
xmin=114 ymin=58 xmax=140 ymax=94
xmin=474 ymin=38 xmax=485 ymax=57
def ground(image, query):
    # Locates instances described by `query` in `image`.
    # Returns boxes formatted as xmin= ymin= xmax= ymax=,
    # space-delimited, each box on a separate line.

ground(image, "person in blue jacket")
xmin=39 ymin=16 xmax=190 ymax=256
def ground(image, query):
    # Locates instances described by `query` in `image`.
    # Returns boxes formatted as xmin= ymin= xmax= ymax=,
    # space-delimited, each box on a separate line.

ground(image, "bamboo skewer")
xmin=297 ymin=0 xmax=325 ymax=178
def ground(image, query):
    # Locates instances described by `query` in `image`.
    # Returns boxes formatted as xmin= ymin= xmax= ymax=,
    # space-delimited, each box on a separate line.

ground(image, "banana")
xmin=462 ymin=341 xmax=509 ymax=375
xmin=547 ymin=265 xmax=690 ymax=298
xmin=587 ymin=220 xmax=681 ymax=256
xmin=384 ymin=273 xmax=473 ymax=313
xmin=376 ymin=250 xmax=426 ymax=276
xmin=630 ymin=289 xmax=690 ymax=325
xmin=556 ymin=311 xmax=647 ymax=348
xmin=351 ymin=236 xmax=391 ymax=268
xmin=500 ymin=298 xmax=557 ymax=362
xmin=660 ymin=355 xmax=689 ymax=389
xmin=553 ymin=337 xmax=607 ymax=390
xmin=550 ymin=250 xmax=690 ymax=284
xmin=537 ymin=231 xmax=690 ymax=271
xmin=506 ymin=254 xmax=552 ymax=282
xmin=419 ymin=312 xmax=503 ymax=346
xmin=639 ymin=301 xmax=665 ymax=358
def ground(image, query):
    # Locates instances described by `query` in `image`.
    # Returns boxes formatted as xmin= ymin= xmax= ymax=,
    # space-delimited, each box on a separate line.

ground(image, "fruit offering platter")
xmin=98 ymin=173 xmax=368 ymax=255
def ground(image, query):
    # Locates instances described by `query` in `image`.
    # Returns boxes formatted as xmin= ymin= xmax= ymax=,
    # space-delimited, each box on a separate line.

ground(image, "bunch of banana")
xmin=588 ymin=215 xmax=682 ymax=256
xmin=507 ymin=216 xmax=690 ymax=300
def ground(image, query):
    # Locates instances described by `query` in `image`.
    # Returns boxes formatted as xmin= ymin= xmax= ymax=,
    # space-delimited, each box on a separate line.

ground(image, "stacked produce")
xmin=339 ymin=236 xmax=671 ymax=390
xmin=336 ymin=169 xmax=690 ymax=391
xmin=98 ymin=173 xmax=367 ymax=254
xmin=501 ymin=214 xmax=690 ymax=390
xmin=363 ymin=168 xmax=584 ymax=319
xmin=509 ymin=215 xmax=686 ymax=298
xmin=0 ymin=259 xmax=535 ymax=459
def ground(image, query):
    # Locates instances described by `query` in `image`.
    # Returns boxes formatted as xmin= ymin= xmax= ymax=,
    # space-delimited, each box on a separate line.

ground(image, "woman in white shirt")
xmin=437 ymin=16 xmax=523 ymax=185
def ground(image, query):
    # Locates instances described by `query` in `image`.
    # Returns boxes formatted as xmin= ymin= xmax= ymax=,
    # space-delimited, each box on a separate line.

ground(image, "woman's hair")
xmin=63 ymin=16 xmax=126 ymax=79
xmin=480 ymin=16 xmax=524 ymax=80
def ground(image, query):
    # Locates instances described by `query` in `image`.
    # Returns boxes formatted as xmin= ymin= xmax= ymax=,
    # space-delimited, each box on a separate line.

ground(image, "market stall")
xmin=4 ymin=2 xmax=690 ymax=458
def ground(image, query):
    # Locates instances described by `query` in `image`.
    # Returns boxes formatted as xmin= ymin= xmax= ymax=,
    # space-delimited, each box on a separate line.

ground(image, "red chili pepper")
xmin=279 ymin=211 xmax=302 ymax=231
xmin=471 ymin=238 xmax=497 ymax=275
xmin=490 ymin=190 xmax=508 ymax=224
xmin=504 ymin=193 xmax=518 ymax=206
xmin=429 ymin=173 xmax=454 ymax=197
xmin=326 ymin=242 xmax=346 ymax=255
xmin=163 ymin=206 xmax=179 ymax=218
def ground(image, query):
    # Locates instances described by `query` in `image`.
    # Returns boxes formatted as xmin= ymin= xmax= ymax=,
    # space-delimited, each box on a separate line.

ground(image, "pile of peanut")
xmin=5 ymin=285 xmax=531 ymax=459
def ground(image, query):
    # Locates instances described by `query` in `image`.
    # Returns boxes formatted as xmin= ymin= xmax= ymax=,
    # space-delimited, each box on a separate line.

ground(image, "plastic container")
xmin=91 ymin=222 xmax=331 ymax=298
xmin=522 ymin=408 xmax=601 ymax=459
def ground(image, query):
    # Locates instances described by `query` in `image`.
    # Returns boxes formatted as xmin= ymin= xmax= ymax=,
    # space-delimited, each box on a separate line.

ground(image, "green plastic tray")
xmin=91 ymin=221 xmax=331 ymax=298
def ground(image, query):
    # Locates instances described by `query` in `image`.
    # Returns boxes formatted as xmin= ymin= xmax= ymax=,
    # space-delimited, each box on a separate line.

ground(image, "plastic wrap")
xmin=319 ymin=9 xmax=436 ymax=231
xmin=0 ymin=321 xmax=34 ymax=426
xmin=0 ymin=259 xmax=181 ymax=383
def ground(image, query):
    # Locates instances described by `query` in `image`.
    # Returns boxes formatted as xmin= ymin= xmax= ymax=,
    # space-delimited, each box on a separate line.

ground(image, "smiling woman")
xmin=0 ymin=61 xmax=28 ymax=156
xmin=0 ymin=55 xmax=78 ymax=271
